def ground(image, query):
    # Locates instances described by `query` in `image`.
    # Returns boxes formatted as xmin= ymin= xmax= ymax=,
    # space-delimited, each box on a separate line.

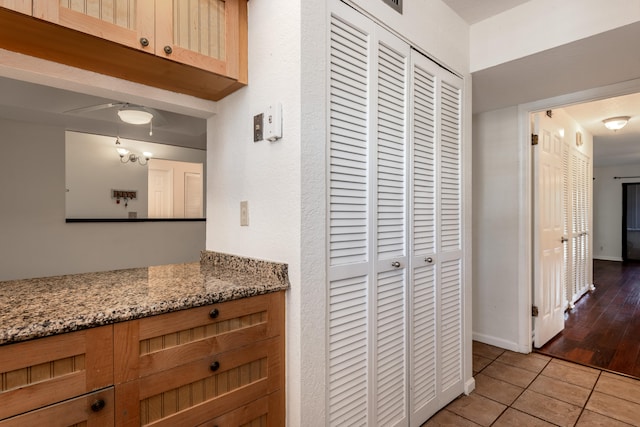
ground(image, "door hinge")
xmin=531 ymin=134 xmax=539 ymax=146
xmin=532 ymin=305 xmax=539 ymax=317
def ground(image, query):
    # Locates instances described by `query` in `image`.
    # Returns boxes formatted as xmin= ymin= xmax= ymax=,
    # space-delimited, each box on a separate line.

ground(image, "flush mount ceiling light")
xmin=117 ymin=107 xmax=153 ymax=125
xmin=603 ymin=116 xmax=630 ymax=131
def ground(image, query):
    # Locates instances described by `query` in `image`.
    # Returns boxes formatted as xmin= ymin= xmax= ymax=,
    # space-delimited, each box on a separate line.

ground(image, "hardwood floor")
xmin=537 ymin=259 xmax=640 ymax=378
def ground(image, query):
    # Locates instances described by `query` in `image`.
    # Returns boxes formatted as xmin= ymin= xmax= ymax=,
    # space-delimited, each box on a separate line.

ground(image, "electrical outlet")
xmin=240 ymin=201 xmax=249 ymax=226
xmin=253 ymin=114 xmax=263 ymax=142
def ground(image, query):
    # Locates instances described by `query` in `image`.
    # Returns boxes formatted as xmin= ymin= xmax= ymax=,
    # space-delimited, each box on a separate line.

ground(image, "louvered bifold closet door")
xmin=374 ymin=29 xmax=410 ymax=427
xmin=562 ymin=141 xmax=572 ymax=308
xmin=408 ymin=52 xmax=438 ymax=425
xmin=328 ymin=9 xmax=374 ymax=427
xmin=435 ymin=67 xmax=464 ymax=404
xmin=569 ymin=151 xmax=592 ymax=305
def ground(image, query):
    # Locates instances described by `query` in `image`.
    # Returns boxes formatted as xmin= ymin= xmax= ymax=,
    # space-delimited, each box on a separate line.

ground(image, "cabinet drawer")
xmin=0 ymin=326 xmax=113 ymax=421
xmin=116 ymin=336 xmax=283 ymax=427
xmin=114 ymin=292 xmax=284 ymax=383
xmin=0 ymin=387 xmax=113 ymax=427
xmin=197 ymin=389 xmax=285 ymax=427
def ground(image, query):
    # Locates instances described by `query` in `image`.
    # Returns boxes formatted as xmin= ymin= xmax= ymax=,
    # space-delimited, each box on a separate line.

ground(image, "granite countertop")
xmin=0 ymin=251 xmax=289 ymax=346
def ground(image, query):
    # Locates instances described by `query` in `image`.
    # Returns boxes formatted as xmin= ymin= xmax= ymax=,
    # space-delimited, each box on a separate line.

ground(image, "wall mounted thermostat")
xmin=265 ymin=103 xmax=282 ymax=142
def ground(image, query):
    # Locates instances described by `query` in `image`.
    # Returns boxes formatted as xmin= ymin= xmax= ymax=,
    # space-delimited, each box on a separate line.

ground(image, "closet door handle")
xmin=391 ymin=261 xmax=401 ymax=268
xmin=561 ymin=237 xmax=568 ymax=243
xmin=425 ymin=257 xmax=433 ymax=264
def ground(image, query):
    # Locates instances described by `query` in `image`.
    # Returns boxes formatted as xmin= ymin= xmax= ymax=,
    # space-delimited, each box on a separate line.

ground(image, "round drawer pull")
xmin=164 ymin=45 xmax=173 ymax=55
xmin=210 ymin=361 xmax=220 ymax=372
xmin=209 ymin=308 xmax=220 ymax=319
xmin=139 ymin=37 xmax=149 ymax=47
xmin=90 ymin=398 xmax=106 ymax=412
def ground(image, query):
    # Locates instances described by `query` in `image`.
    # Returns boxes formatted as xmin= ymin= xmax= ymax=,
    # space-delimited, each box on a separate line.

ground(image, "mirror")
xmin=65 ymin=131 xmax=206 ymax=220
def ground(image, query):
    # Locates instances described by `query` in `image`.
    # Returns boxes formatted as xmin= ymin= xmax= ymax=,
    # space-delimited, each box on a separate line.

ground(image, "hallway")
xmin=423 ymin=341 xmax=640 ymax=426
xmin=537 ymin=260 xmax=640 ymax=378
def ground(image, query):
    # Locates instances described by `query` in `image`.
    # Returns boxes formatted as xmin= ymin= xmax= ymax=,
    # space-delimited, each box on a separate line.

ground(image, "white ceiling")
xmin=442 ymin=0 xmax=531 ymax=24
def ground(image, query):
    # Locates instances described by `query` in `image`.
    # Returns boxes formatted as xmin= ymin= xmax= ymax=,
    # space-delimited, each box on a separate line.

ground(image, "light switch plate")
xmin=240 ymin=201 xmax=249 ymax=226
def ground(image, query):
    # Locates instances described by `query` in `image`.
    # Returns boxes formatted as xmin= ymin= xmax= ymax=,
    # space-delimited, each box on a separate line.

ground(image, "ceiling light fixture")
xmin=603 ymin=116 xmax=630 ymax=131
xmin=117 ymin=107 xmax=153 ymax=125
xmin=115 ymin=137 xmax=152 ymax=165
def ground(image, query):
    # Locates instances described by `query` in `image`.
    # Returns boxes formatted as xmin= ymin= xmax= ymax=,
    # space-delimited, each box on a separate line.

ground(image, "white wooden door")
xmin=148 ymin=166 xmax=173 ymax=218
xmin=533 ymin=113 xmax=565 ymax=348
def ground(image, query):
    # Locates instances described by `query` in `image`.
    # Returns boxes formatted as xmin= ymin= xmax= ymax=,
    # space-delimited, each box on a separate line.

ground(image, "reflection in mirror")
xmin=66 ymin=131 xmax=206 ymax=219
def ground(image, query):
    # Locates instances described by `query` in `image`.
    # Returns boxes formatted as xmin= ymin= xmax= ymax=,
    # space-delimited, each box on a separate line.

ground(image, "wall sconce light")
xmin=115 ymin=137 xmax=152 ymax=165
xmin=603 ymin=116 xmax=630 ymax=131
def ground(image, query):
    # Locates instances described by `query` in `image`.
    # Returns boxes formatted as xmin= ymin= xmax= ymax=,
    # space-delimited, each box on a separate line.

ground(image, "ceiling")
xmin=441 ymin=0 xmax=531 ymax=24
xmin=0 ymin=76 xmax=207 ymax=150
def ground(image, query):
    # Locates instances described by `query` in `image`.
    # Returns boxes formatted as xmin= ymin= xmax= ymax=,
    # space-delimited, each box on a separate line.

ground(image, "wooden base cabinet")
xmin=113 ymin=291 xmax=286 ymax=426
xmin=0 ymin=291 xmax=285 ymax=427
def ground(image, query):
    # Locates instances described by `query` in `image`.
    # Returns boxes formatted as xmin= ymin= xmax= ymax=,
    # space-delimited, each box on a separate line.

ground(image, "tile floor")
xmin=422 ymin=341 xmax=640 ymax=426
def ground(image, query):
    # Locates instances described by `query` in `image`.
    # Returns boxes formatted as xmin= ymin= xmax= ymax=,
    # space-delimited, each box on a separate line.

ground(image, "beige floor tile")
xmin=596 ymin=372 xmax=640 ymax=405
xmin=540 ymin=359 xmax=600 ymax=389
xmin=586 ymin=391 xmax=640 ymax=426
xmin=512 ymin=390 xmax=582 ymax=427
xmin=473 ymin=354 xmax=493 ymax=374
xmin=492 ymin=408 xmax=557 ymax=427
xmin=473 ymin=341 xmax=505 ymax=360
xmin=446 ymin=392 xmax=506 ymax=426
xmin=474 ymin=373 xmax=524 ymax=406
xmin=576 ymin=409 xmax=635 ymax=426
xmin=481 ymin=361 xmax=538 ymax=388
xmin=421 ymin=409 xmax=483 ymax=426
xmin=529 ymin=374 xmax=591 ymax=407
xmin=496 ymin=351 xmax=550 ymax=373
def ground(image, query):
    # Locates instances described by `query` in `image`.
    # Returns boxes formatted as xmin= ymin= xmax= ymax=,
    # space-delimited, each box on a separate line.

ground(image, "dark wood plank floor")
xmin=537 ymin=259 xmax=640 ymax=378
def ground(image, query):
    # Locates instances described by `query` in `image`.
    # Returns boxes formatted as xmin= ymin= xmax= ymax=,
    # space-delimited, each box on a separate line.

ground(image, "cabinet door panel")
xmin=155 ymin=0 xmax=245 ymax=80
xmin=0 ymin=0 xmax=30 ymax=14
xmin=0 ymin=387 xmax=114 ymax=427
xmin=0 ymin=326 xmax=113 ymax=421
xmin=33 ymin=0 xmax=154 ymax=51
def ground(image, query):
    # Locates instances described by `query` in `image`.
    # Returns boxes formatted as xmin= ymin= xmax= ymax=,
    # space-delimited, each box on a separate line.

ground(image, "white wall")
xmin=470 ymin=0 xmax=640 ymax=72
xmin=66 ymin=131 xmax=205 ymax=218
xmin=0 ymin=118 xmax=205 ymax=281
xmin=593 ymin=164 xmax=640 ymax=261
xmin=472 ymin=106 xmax=521 ymax=349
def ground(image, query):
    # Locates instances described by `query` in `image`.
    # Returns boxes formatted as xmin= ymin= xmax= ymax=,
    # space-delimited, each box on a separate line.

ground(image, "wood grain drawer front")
xmin=0 ymin=387 xmax=114 ymax=427
xmin=0 ymin=326 xmax=113 ymax=421
xmin=114 ymin=292 xmax=284 ymax=383
xmin=196 ymin=389 xmax=285 ymax=427
xmin=116 ymin=336 xmax=282 ymax=427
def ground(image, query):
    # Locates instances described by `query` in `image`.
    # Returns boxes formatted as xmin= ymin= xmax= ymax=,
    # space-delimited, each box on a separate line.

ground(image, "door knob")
xmin=561 ymin=237 xmax=568 ymax=243
xmin=391 ymin=261 xmax=401 ymax=268
xmin=425 ymin=257 xmax=433 ymax=263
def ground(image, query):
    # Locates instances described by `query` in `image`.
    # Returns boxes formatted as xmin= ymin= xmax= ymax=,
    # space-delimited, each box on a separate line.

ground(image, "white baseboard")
xmin=472 ymin=332 xmax=525 ymax=353
xmin=464 ymin=377 xmax=476 ymax=395
xmin=594 ymin=256 xmax=623 ymax=262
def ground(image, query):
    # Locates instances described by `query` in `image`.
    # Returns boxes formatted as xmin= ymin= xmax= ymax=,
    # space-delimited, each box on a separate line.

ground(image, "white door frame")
xmin=516 ymin=78 xmax=640 ymax=353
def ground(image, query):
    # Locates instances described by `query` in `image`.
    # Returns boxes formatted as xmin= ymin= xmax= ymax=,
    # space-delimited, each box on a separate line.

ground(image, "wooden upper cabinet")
xmin=30 ymin=0 xmax=247 ymax=84
xmin=156 ymin=0 xmax=245 ymax=82
xmin=33 ymin=0 xmax=155 ymax=52
xmin=0 ymin=0 xmax=31 ymax=14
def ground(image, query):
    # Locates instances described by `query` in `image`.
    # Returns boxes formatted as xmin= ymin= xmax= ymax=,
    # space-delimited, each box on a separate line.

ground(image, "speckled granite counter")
xmin=0 ymin=251 xmax=289 ymax=346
